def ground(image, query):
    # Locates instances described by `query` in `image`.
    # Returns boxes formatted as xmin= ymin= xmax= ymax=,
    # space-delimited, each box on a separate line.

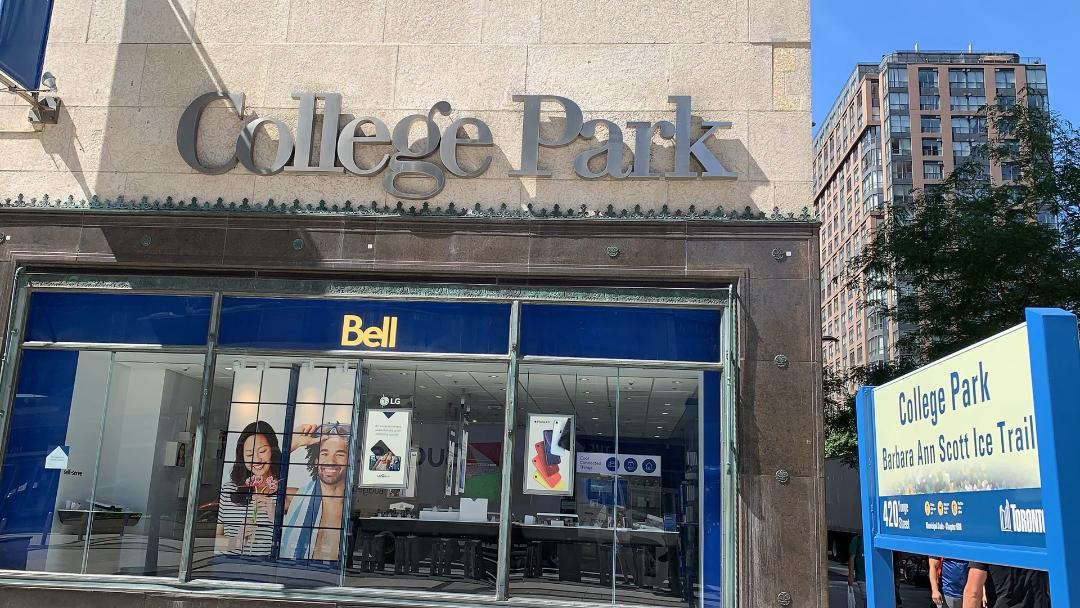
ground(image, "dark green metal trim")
xmin=1 ymin=194 xmax=817 ymax=222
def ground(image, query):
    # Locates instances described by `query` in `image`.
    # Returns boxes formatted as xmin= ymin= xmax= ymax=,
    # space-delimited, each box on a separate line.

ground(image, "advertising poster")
xmin=871 ymin=324 xmax=1045 ymax=547
xmin=359 ymin=408 xmax=413 ymax=489
xmin=524 ymin=414 xmax=575 ymax=496
xmin=215 ymin=365 xmax=355 ymax=562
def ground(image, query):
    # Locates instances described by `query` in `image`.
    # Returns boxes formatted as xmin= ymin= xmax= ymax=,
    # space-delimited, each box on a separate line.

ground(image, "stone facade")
xmin=0 ymin=1 xmax=821 ymax=607
xmin=0 ymin=0 xmax=810 ymax=215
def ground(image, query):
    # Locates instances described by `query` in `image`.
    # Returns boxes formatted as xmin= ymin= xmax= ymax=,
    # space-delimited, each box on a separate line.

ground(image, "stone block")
xmin=0 ymin=171 xmax=126 ymax=202
xmin=48 ymin=0 xmax=93 ymax=43
xmin=749 ymin=0 xmax=810 ymax=42
xmin=481 ymin=0 xmax=541 ymax=43
xmin=287 ymin=0 xmax=386 ymax=43
xmin=738 ymin=359 xmax=819 ymax=477
xmin=43 ymin=43 xmax=146 ymax=107
xmin=384 ymin=0 xmax=484 ymax=43
xmin=394 ymin=45 xmax=526 ymax=110
xmin=518 ymin=176 xmax=668 ymax=210
xmin=139 ymin=44 xmax=272 ymax=108
xmin=253 ymin=173 xmax=387 ymax=206
xmin=193 ymin=0 xmax=290 ymax=43
xmin=540 ymin=0 xmax=745 ymax=43
xmin=666 ymin=179 xmax=773 ymax=215
xmin=263 ymin=45 xmax=397 ymax=109
xmin=87 ymin=0 xmax=198 ymax=43
xmin=748 ymin=110 xmax=812 ymax=183
xmin=98 ymin=106 xmax=195 ymax=174
xmin=123 ymin=171 xmax=255 ymax=203
xmin=526 ymin=45 xmax=670 ymax=111
xmin=773 ymin=45 xmax=811 ymax=112
xmin=670 ymin=43 xmax=773 ymax=111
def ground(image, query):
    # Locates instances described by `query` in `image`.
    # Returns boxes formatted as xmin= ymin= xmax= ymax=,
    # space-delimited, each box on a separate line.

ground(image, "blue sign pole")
xmin=1026 ymin=308 xmax=1080 ymax=608
xmin=856 ymin=386 xmax=895 ymax=608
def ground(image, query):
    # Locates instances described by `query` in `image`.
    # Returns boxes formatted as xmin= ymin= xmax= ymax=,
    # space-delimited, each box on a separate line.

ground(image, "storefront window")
xmin=344 ymin=360 xmax=507 ymax=594
xmin=0 ymin=350 xmax=203 ymax=576
xmin=0 ymin=286 xmax=727 ymax=606
xmin=190 ymin=357 xmax=358 ymax=586
xmin=509 ymin=365 xmax=700 ymax=607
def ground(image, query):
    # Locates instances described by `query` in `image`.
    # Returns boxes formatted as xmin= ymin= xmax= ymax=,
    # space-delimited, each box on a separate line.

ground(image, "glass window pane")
xmin=614 ymin=368 xmax=699 ymax=608
xmin=343 ymin=360 xmax=507 ymax=595
xmin=191 ymin=357 xmax=359 ymax=588
xmin=509 ymin=365 xmax=618 ymax=604
xmin=83 ymin=352 xmax=204 ymax=576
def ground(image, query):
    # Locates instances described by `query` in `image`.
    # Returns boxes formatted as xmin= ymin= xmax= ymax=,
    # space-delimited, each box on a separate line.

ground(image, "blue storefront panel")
xmin=25 ymin=292 xmax=212 ymax=346
xmin=519 ymin=304 xmax=722 ymax=363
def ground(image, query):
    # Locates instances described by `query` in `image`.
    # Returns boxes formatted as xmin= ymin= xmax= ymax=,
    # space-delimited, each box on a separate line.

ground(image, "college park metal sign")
xmin=176 ymin=93 xmax=736 ymax=199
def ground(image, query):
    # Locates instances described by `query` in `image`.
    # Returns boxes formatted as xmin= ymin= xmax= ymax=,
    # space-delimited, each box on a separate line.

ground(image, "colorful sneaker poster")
xmin=524 ymin=414 xmax=575 ymax=496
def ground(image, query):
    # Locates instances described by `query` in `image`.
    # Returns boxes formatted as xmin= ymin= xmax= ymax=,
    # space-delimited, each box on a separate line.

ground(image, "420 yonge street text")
xmin=176 ymin=93 xmax=737 ymax=199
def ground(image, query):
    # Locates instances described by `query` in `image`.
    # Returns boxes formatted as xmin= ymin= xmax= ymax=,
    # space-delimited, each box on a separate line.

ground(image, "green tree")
xmin=824 ymin=102 xmax=1080 ymax=463
xmin=853 ymin=103 xmax=1080 ymax=362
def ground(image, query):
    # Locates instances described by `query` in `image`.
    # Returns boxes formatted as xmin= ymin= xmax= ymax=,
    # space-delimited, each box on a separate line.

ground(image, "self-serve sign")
xmin=340 ymin=315 xmax=398 ymax=348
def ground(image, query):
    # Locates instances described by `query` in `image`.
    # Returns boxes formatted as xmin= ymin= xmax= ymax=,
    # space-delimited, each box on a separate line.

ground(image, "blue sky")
xmin=812 ymin=0 xmax=1080 ymax=132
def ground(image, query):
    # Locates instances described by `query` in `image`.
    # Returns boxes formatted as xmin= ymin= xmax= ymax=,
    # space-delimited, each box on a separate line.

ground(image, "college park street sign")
xmin=176 ymin=93 xmax=736 ymax=199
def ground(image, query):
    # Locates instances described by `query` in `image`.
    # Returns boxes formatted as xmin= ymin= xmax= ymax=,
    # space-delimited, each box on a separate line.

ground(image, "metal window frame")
xmin=0 ymin=271 xmax=737 ymax=608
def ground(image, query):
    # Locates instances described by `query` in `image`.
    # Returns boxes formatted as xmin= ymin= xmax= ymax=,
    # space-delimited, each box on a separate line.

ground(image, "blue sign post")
xmin=856 ymin=308 xmax=1080 ymax=607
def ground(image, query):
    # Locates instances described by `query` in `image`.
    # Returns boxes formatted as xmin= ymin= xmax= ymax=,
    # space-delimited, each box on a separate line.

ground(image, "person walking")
xmin=848 ymin=534 xmax=866 ymax=608
xmin=963 ymin=562 xmax=1050 ymax=608
xmin=929 ymin=556 xmax=968 ymax=607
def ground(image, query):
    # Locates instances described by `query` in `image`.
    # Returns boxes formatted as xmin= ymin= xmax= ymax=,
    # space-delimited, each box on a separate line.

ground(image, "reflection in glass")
xmin=344 ymin=360 xmax=507 ymax=595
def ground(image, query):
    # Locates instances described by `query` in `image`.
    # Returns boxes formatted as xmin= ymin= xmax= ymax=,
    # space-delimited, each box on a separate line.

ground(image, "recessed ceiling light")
xmin=673 ymin=380 xmax=682 ymax=384
xmin=435 ymin=395 xmax=443 ymax=398
xmin=419 ymin=385 xmax=427 ymax=389
xmin=583 ymin=390 xmax=591 ymax=394
xmin=489 ymin=375 xmax=500 ymax=378
xmin=653 ymin=435 xmax=661 ymax=438
xmin=399 ymin=372 xmax=409 ymax=376
xmin=591 ymin=417 xmax=599 ymax=420
xmin=657 ymin=426 xmax=664 ymax=429
xmin=664 ymin=403 xmax=671 ymax=406
xmin=581 ymin=378 xmax=589 ymax=382
xmin=587 ymin=401 xmax=595 ymax=404
xmin=661 ymin=411 xmax=670 ymax=415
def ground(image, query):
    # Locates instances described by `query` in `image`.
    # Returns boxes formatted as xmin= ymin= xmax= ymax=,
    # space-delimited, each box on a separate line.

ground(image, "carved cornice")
xmin=1 ymin=194 xmax=817 ymax=223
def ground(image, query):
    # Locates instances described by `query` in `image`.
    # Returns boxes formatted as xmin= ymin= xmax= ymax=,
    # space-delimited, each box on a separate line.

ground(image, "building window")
xmin=953 ymin=141 xmax=973 ymax=163
xmin=892 ymin=185 xmax=913 ymax=205
xmin=951 ymin=116 xmax=987 ymax=136
xmin=949 ymin=68 xmax=984 ymax=89
xmin=1029 ymin=93 xmax=1049 ymax=110
xmin=887 ymin=92 xmax=909 ymax=111
xmin=997 ymin=94 xmax=1017 ymax=109
xmin=922 ymin=138 xmax=942 ymax=157
xmin=920 ymin=115 xmax=941 ymax=133
xmin=923 ymin=161 xmax=944 ymax=180
xmin=950 ymin=95 xmax=986 ymax=111
xmin=887 ymin=67 xmax=908 ymax=88
xmin=1027 ymin=67 xmax=1048 ymax=92
xmin=891 ymin=161 xmax=912 ymax=181
xmin=1002 ymin=162 xmax=1022 ymax=181
xmin=995 ymin=68 xmax=1016 ymax=91
xmin=888 ymin=114 xmax=910 ymax=134
xmin=918 ymin=68 xmax=939 ymax=88
xmin=919 ymin=94 xmax=939 ymax=110
xmin=889 ymin=137 xmax=911 ymax=156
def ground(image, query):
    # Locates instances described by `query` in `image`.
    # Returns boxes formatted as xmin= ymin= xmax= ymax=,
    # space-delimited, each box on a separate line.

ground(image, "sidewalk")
xmin=827 ymin=562 xmax=932 ymax=607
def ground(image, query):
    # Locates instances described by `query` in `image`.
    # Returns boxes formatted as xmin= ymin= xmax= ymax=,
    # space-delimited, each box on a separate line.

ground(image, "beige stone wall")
xmin=0 ymin=0 xmax=810 ymax=214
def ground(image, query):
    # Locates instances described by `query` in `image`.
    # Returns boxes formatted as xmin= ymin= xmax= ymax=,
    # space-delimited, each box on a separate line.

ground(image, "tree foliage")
xmin=823 ymin=102 xmax=1080 ymax=463
xmin=853 ymin=103 xmax=1080 ymax=362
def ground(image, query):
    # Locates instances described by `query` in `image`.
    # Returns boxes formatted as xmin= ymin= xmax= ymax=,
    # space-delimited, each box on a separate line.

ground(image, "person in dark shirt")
xmin=964 ymin=562 xmax=1050 ymax=608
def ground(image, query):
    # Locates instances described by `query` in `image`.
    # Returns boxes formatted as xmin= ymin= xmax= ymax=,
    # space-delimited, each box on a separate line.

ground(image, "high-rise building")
xmin=813 ymin=51 xmax=1049 ymax=372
